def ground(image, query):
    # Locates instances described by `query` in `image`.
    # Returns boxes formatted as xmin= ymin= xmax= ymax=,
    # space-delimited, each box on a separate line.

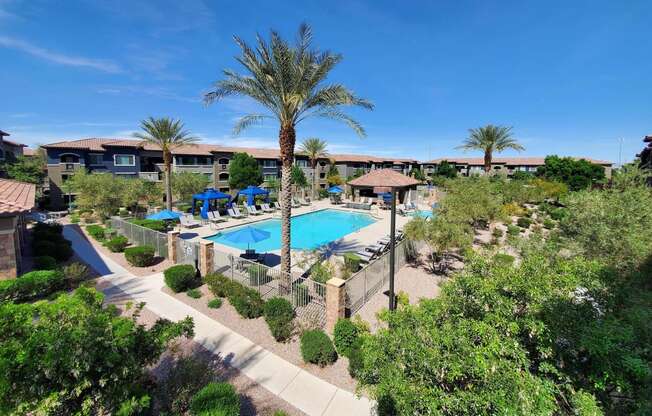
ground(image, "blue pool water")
xmin=410 ymin=209 xmax=434 ymax=219
xmin=206 ymin=209 xmax=376 ymax=251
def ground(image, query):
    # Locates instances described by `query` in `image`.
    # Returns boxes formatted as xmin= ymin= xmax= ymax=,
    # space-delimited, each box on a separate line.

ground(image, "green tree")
xmin=290 ymin=165 xmax=308 ymax=189
xmin=0 ymin=287 xmax=194 ymax=415
xmin=457 ymin=125 xmax=524 ymax=173
xmin=172 ymin=171 xmax=210 ymax=203
xmin=133 ymin=117 xmax=198 ymax=210
xmin=433 ymin=160 xmax=457 ymax=178
xmin=4 ymin=154 xmax=46 ymax=184
xmin=205 ymin=23 xmax=373 ymax=278
xmin=537 ymin=155 xmax=606 ymax=191
xmin=122 ymin=179 xmax=164 ymax=212
xmin=228 ymin=152 xmax=263 ymax=190
xmin=408 ymin=168 xmax=425 ymax=181
xmin=299 ymin=138 xmax=328 ymax=200
xmin=64 ymin=170 xmax=125 ymax=218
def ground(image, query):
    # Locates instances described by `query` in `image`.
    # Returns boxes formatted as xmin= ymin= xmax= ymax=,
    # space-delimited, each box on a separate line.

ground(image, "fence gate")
xmin=176 ymin=238 xmax=199 ymax=265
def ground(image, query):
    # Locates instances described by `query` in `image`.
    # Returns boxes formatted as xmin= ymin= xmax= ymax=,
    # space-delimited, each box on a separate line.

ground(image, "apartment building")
xmin=42 ymin=138 xmax=418 ymax=209
xmin=421 ymin=157 xmax=613 ymax=178
xmin=0 ymin=130 xmax=27 ymax=178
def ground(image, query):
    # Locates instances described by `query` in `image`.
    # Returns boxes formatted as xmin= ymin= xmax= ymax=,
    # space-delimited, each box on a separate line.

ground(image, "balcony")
xmin=60 ymin=162 xmax=80 ymax=172
xmin=139 ymin=172 xmax=161 ymax=181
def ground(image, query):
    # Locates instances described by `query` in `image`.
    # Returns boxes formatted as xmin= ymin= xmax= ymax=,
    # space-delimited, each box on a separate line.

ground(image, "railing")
xmin=110 ymin=216 xmax=168 ymax=258
xmin=176 ymin=238 xmax=199 ymax=265
xmin=212 ymin=248 xmax=326 ymax=326
xmin=139 ymin=172 xmax=160 ymax=181
xmin=345 ymin=239 xmax=423 ymax=315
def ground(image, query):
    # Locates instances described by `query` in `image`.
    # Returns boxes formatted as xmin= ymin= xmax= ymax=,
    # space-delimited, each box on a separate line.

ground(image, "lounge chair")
xmin=291 ymin=198 xmax=301 ymax=208
xmin=273 ymin=201 xmax=282 ymax=210
xmin=298 ymin=198 xmax=310 ymax=206
xmin=245 ymin=204 xmax=262 ymax=215
xmin=355 ymin=249 xmax=378 ymax=263
xmin=180 ymin=214 xmax=201 ymax=228
xmin=208 ymin=210 xmax=227 ymax=223
xmin=261 ymin=203 xmax=274 ymax=213
xmin=227 ymin=208 xmax=244 ymax=219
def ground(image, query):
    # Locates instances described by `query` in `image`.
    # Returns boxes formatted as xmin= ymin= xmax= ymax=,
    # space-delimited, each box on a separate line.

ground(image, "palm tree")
xmin=299 ymin=138 xmax=328 ymax=200
xmin=204 ymin=24 xmax=372 ymax=278
xmin=457 ymin=125 xmax=524 ymax=173
xmin=134 ymin=117 xmax=198 ymax=210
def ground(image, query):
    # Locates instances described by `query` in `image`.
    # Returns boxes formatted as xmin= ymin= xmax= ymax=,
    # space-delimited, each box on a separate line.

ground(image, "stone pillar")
xmin=325 ymin=277 xmax=346 ymax=334
xmin=0 ymin=230 xmax=18 ymax=280
xmin=199 ymin=240 xmax=214 ymax=277
xmin=167 ymin=231 xmax=179 ymax=263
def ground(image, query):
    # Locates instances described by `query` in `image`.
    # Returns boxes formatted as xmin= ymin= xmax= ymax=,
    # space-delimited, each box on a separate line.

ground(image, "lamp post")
xmin=388 ymin=187 xmax=397 ymax=310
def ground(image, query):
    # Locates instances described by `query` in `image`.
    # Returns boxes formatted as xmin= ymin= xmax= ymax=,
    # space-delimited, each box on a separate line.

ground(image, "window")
xmin=295 ymin=159 xmax=308 ymax=167
xmin=218 ymin=172 xmax=229 ymax=181
xmin=218 ymin=158 xmax=230 ymax=165
xmin=319 ymin=161 xmax=326 ymax=167
xmin=319 ymin=172 xmax=326 ymax=179
xmin=60 ymin=154 xmax=79 ymax=163
xmin=263 ymin=159 xmax=277 ymax=168
xmin=177 ymin=156 xmax=195 ymax=165
xmin=197 ymin=156 xmax=212 ymax=165
xmin=114 ymin=154 xmax=135 ymax=166
xmin=88 ymin=153 xmax=103 ymax=165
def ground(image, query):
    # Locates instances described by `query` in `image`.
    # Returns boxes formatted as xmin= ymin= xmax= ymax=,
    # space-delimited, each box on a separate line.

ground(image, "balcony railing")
xmin=139 ymin=172 xmax=161 ymax=181
xmin=60 ymin=162 xmax=80 ymax=172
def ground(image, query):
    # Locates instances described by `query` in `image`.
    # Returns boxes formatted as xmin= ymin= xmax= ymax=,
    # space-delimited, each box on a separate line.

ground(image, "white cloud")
xmin=0 ymin=35 xmax=123 ymax=73
xmin=96 ymin=85 xmax=200 ymax=103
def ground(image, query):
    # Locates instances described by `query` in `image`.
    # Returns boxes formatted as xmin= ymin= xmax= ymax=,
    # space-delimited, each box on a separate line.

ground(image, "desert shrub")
xmin=309 ymin=262 xmax=331 ymax=297
xmin=502 ymin=202 xmax=525 ymax=217
xmin=550 ymin=207 xmax=567 ymax=221
xmin=247 ymin=264 xmax=272 ymax=285
xmin=492 ymin=228 xmax=504 ymax=239
xmin=124 ymin=245 xmax=155 ymax=267
xmin=189 ymin=382 xmax=240 ymax=416
xmin=129 ymin=219 xmax=167 ymax=232
xmin=32 ymin=222 xmax=63 ymax=239
xmin=70 ymin=213 xmax=80 ymax=223
xmin=396 ymin=290 xmax=410 ymax=307
xmin=207 ymin=298 xmax=222 ymax=309
xmin=85 ymin=224 xmax=105 ymax=241
xmin=506 ymin=224 xmax=521 ymax=237
xmin=264 ymin=297 xmax=295 ymax=342
xmin=105 ymin=235 xmax=129 ymax=253
xmin=0 ymin=270 xmax=64 ymax=302
xmin=300 ymin=329 xmax=337 ymax=366
xmin=493 ymin=253 xmax=515 ymax=267
xmin=543 ymin=218 xmax=555 ymax=229
xmin=348 ymin=341 xmax=364 ymax=379
xmin=292 ymin=282 xmax=310 ymax=307
xmin=343 ymin=253 xmax=362 ymax=273
xmin=33 ymin=255 xmax=57 ymax=270
xmin=516 ymin=217 xmax=532 ymax=229
xmin=333 ymin=318 xmax=359 ymax=357
xmin=229 ymin=286 xmax=264 ymax=318
xmin=164 ymin=264 xmax=197 ymax=293
xmin=156 ymin=355 xmax=213 ymax=415
xmin=186 ymin=288 xmax=202 ymax=299
xmin=204 ymin=273 xmax=236 ymax=298
xmin=62 ymin=262 xmax=89 ymax=286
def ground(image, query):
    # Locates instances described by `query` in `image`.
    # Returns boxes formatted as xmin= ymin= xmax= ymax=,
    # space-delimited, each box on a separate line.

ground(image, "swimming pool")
xmin=206 ymin=209 xmax=376 ymax=251
xmin=410 ymin=209 xmax=434 ymax=219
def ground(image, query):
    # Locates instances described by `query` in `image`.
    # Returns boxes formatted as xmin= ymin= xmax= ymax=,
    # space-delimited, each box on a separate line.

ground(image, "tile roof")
xmin=1 ymin=139 xmax=26 ymax=147
xmin=423 ymin=156 xmax=612 ymax=166
xmin=0 ymin=178 xmax=36 ymax=216
xmin=0 ymin=130 xmax=9 ymax=137
xmin=22 ymin=147 xmax=36 ymax=156
xmin=644 ymin=135 xmax=652 ymax=143
xmin=348 ymin=168 xmax=420 ymax=188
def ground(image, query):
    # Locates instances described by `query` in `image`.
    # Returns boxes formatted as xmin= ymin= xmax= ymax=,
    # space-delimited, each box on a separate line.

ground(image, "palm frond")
xmin=233 ymin=114 xmax=271 ymax=136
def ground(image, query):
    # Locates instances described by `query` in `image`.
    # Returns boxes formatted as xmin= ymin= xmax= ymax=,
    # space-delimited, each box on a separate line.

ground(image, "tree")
xmin=122 ymin=178 xmax=164 ymax=212
xmin=408 ymin=168 xmax=425 ymax=181
xmin=228 ymin=152 xmax=263 ymax=190
xmin=172 ymin=171 xmax=210 ymax=203
xmin=64 ymin=170 xmax=125 ymax=218
xmin=133 ymin=117 xmax=198 ymax=210
xmin=433 ymin=160 xmax=457 ymax=178
xmin=537 ymin=155 xmax=606 ymax=191
xmin=4 ymin=154 xmax=45 ymax=185
xmin=457 ymin=125 xmax=524 ymax=173
xmin=290 ymin=165 xmax=308 ymax=190
xmin=205 ymin=24 xmax=372 ymax=277
xmin=0 ymin=287 xmax=194 ymax=415
xmin=299 ymin=138 xmax=328 ymax=200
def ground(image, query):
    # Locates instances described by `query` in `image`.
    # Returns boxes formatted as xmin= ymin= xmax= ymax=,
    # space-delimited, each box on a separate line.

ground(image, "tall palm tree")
xmin=133 ymin=117 xmax=198 ymax=210
xmin=299 ymin=138 xmax=328 ymax=200
xmin=204 ymin=24 xmax=372 ymax=278
xmin=457 ymin=125 xmax=524 ymax=173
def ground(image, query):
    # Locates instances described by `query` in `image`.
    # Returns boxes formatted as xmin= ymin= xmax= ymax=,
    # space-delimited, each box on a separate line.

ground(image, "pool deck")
xmin=179 ymin=199 xmax=417 ymax=273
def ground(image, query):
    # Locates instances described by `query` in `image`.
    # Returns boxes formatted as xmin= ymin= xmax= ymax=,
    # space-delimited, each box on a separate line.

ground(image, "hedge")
xmin=204 ymin=273 xmax=235 ymax=298
xmin=124 ymin=246 xmax=155 ymax=267
xmin=189 ymin=382 xmax=240 ymax=416
xmin=203 ymin=272 xmax=264 ymax=318
xmin=300 ymin=329 xmax=337 ymax=366
xmin=263 ymin=297 xmax=295 ymax=341
xmin=347 ymin=342 xmax=364 ymax=379
xmin=129 ymin=219 xmax=167 ymax=232
xmin=164 ymin=264 xmax=197 ymax=293
xmin=343 ymin=253 xmax=362 ymax=273
xmin=105 ymin=236 xmax=129 ymax=253
xmin=33 ymin=239 xmax=73 ymax=262
xmin=0 ymin=270 xmax=65 ymax=302
xmin=333 ymin=318 xmax=359 ymax=357
xmin=85 ymin=224 xmax=105 ymax=241
xmin=33 ymin=256 xmax=57 ymax=270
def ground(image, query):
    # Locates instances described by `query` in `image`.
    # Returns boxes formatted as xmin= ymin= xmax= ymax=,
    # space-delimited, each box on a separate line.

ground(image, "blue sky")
xmin=1 ymin=0 xmax=650 ymax=163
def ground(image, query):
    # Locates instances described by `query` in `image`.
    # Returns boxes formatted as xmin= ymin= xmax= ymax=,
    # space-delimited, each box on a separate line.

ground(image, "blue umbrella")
xmin=146 ymin=209 xmax=181 ymax=221
xmin=224 ymin=226 xmax=270 ymax=250
xmin=192 ymin=188 xmax=231 ymax=219
xmin=327 ymin=185 xmax=343 ymax=194
xmin=237 ymin=185 xmax=269 ymax=206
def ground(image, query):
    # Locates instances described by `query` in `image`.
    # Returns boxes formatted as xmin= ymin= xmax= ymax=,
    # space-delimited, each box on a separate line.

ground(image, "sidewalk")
xmin=64 ymin=226 xmax=374 ymax=416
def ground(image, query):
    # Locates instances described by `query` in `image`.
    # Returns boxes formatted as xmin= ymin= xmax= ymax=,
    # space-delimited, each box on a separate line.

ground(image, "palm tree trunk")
xmin=279 ymin=125 xmax=296 ymax=292
xmin=312 ymin=161 xmax=317 ymax=200
xmin=484 ymin=150 xmax=492 ymax=174
xmin=164 ymin=151 xmax=173 ymax=210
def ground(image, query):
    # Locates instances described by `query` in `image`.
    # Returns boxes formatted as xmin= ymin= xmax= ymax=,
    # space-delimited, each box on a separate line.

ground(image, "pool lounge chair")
xmin=273 ymin=201 xmax=282 ymax=210
xmin=355 ymin=248 xmax=379 ymax=263
xmin=208 ymin=210 xmax=227 ymax=223
xmin=227 ymin=208 xmax=244 ymax=219
xmin=291 ymin=198 xmax=302 ymax=208
xmin=180 ymin=214 xmax=201 ymax=228
xmin=245 ymin=204 xmax=262 ymax=216
xmin=261 ymin=203 xmax=274 ymax=212
xmin=298 ymin=197 xmax=310 ymax=206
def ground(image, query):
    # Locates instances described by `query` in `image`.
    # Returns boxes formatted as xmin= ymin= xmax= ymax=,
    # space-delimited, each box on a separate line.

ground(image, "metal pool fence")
xmin=212 ymin=248 xmax=326 ymax=327
xmin=345 ymin=239 xmax=423 ymax=315
xmin=176 ymin=238 xmax=199 ymax=265
xmin=110 ymin=216 xmax=168 ymax=258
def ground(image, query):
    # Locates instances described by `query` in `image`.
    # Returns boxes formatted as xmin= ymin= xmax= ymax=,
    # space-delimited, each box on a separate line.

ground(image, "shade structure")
xmin=191 ymin=188 xmax=231 ymax=219
xmin=223 ymin=226 xmax=270 ymax=250
xmin=237 ymin=185 xmax=269 ymax=206
xmin=146 ymin=209 xmax=181 ymax=221
xmin=327 ymin=185 xmax=343 ymax=194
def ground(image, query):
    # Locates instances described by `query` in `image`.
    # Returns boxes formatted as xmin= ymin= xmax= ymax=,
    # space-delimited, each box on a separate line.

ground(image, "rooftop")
xmin=348 ymin=168 xmax=420 ymax=188
xmin=0 ymin=178 xmax=36 ymax=216
xmin=423 ymin=156 xmax=612 ymax=166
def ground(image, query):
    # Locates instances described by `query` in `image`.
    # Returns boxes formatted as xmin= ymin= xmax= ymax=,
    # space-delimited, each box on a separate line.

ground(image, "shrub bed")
xmin=301 ymin=329 xmax=337 ymax=366
xmin=516 ymin=217 xmax=532 ymax=229
xmin=207 ymin=298 xmax=222 ymax=309
xmin=204 ymin=273 xmax=236 ymax=298
xmin=263 ymin=297 xmax=295 ymax=341
xmin=186 ymin=288 xmax=202 ymax=299
xmin=129 ymin=219 xmax=167 ymax=232
xmin=33 ymin=256 xmax=57 ymax=270
xmin=333 ymin=318 xmax=359 ymax=357
xmin=493 ymin=253 xmax=515 ymax=267
xmin=543 ymin=218 xmax=555 ymax=229
xmin=164 ymin=264 xmax=197 ymax=293
xmin=506 ymin=224 xmax=521 ymax=236
xmin=189 ymin=382 xmax=240 ymax=416
xmin=0 ymin=270 xmax=65 ymax=302
xmin=105 ymin=235 xmax=129 ymax=252
xmin=203 ymin=272 xmax=264 ymax=318
xmin=85 ymin=224 xmax=105 ymax=241
xmin=124 ymin=245 xmax=155 ymax=267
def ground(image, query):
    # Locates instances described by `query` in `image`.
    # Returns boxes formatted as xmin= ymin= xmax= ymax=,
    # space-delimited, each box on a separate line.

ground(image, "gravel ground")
xmin=100 ymin=281 xmax=306 ymax=416
xmin=162 ymin=285 xmax=360 ymax=394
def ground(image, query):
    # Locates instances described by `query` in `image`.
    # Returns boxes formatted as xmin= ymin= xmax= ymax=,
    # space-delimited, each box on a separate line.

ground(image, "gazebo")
xmin=237 ymin=185 xmax=269 ymax=206
xmin=191 ymin=188 xmax=231 ymax=219
xmin=348 ymin=169 xmax=420 ymax=311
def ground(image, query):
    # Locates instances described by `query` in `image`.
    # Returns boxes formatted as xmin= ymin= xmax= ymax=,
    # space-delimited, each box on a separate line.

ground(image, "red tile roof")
xmin=0 ymin=179 xmax=36 ymax=216
xmin=423 ymin=156 xmax=612 ymax=166
xmin=348 ymin=168 xmax=420 ymax=188
xmin=22 ymin=148 xmax=36 ymax=156
xmin=1 ymin=139 xmax=26 ymax=147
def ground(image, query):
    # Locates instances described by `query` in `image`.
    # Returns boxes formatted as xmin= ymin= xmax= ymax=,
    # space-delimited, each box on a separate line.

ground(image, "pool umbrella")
xmin=327 ymin=185 xmax=343 ymax=194
xmin=224 ymin=226 xmax=271 ymax=250
xmin=146 ymin=209 xmax=181 ymax=221
xmin=237 ymin=185 xmax=270 ymax=206
xmin=192 ymin=188 xmax=231 ymax=219
xmin=348 ymin=169 xmax=420 ymax=311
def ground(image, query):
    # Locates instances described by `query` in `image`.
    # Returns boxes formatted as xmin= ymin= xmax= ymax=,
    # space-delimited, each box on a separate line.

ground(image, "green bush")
xmin=32 ymin=222 xmax=63 ymax=240
xmin=204 ymin=273 xmax=235 ymax=298
xmin=33 ymin=239 xmax=73 ymax=262
xmin=156 ymin=355 xmax=213 ymax=415
xmin=164 ymin=264 xmax=197 ymax=293
xmin=493 ymin=253 xmax=515 ymax=267
xmin=33 ymin=256 xmax=57 ymax=270
xmin=491 ymin=228 xmax=504 ymax=238
xmin=85 ymin=224 xmax=105 ymax=240
xmin=543 ymin=218 xmax=555 ymax=229
xmin=247 ymin=264 xmax=272 ymax=285
xmin=318 ymin=188 xmax=329 ymax=199
xmin=516 ymin=217 xmax=532 ymax=229
xmin=264 ymin=297 xmax=295 ymax=341
xmin=292 ymin=282 xmax=310 ymax=307
xmin=32 ymin=240 xmax=56 ymax=257
xmin=343 ymin=253 xmax=362 ymax=273
xmin=130 ymin=219 xmax=167 ymax=232
xmin=62 ymin=262 xmax=88 ymax=286
xmin=550 ymin=207 xmax=567 ymax=221
xmin=124 ymin=245 xmax=156 ymax=267
xmin=0 ymin=270 xmax=64 ymax=302
xmin=70 ymin=213 xmax=80 ymax=224
xmin=301 ymin=329 xmax=337 ymax=366
xmin=105 ymin=235 xmax=129 ymax=252
xmin=506 ymin=224 xmax=521 ymax=236
xmin=333 ymin=318 xmax=359 ymax=357
xmin=186 ymin=288 xmax=202 ymax=299
xmin=189 ymin=382 xmax=240 ymax=416
xmin=347 ymin=342 xmax=364 ymax=379
xmin=53 ymin=243 xmax=73 ymax=262
xmin=207 ymin=298 xmax=223 ymax=309
xmin=229 ymin=286 xmax=264 ymax=319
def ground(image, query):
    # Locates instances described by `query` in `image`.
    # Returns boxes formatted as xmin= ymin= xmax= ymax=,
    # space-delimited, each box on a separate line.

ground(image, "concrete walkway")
xmin=64 ymin=226 xmax=374 ymax=416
